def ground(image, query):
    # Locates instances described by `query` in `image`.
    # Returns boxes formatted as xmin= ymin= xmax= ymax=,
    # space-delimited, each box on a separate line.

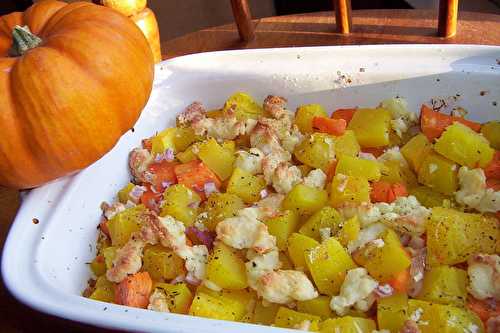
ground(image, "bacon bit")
xmin=140 ymin=187 xmax=162 ymax=213
xmin=115 ymin=272 xmax=153 ymax=309
xmin=142 ymin=138 xmax=152 ymax=151
xmin=148 ymin=160 xmax=178 ymax=192
xmin=484 ymin=151 xmax=500 ymax=180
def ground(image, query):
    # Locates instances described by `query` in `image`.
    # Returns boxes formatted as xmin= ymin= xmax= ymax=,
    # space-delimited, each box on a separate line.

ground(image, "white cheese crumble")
xmin=381 ymin=97 xmax=417 ymax=138
xmin=455 ymin=166 xmax=500 ymax=213
xmin=303 ymin=169 xmax=327 ymax=189
xmin=106 ymin=234 xmax=145 ymax=283
xmin=147 ymin=288 xmax=170 ymax=312
xmin=347 ymin=223 xmax=387 ymax=253
xmin=271 ymin=163 xmax=302 ymax=194
xmin=234 ymin=148 xmax=264 ymax=175
xmin=467 ymin=253 xmax=500 ymax=300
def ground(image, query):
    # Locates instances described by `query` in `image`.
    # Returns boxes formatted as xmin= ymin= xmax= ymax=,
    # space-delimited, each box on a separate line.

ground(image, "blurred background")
xmin=3 ymin=0 xmax=500 ymax=41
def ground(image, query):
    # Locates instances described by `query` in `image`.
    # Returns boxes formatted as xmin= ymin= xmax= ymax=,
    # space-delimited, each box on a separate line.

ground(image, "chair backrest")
xmin=230 ymin=0 xmax=459 ymax=42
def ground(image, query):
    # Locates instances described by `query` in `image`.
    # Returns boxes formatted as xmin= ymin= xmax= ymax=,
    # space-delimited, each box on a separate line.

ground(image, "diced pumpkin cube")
xmin=189 ymin=292 xmax=242 ymax=321
xmin=202 ymin=192 xmax=244 ymax=231
xmin=408 ymin=185 xmax=451 ymax=208
xmin=90 ymin=255 xmax=106 ymax=277
xmin=206 ymin=242 xmax=248 ymax=290
xmin=253 ymin=301 xmax=280 ymax=325
xmin=196 ymin=287 xmax=254 ymax=321
xmin=347 ymin=108 xmax=391 ymax=147
xmin=337 ymin=216 xmax=360 ymax=247
xmin=401 ymin=133 xmax=433 ymax=172
xmin=263 ymin=210 xmax=300 ymax=250
xmin=434 ymin=122 xmax=494 ymax=168
xmin=417 ymin=266 xmax=467 ymax=306
xmin=177 ymin=143 xmax=200 ymax=164
xmin=481 ymin=121 xmax=500 ymax=150
xmin=89 ymin=276 xmax=115 ymax=303
xmin=320 ymin=316 xmax=376 ymax=333
xmin=334 ymin=130 xmax=360 ymax=157
xmin=143 ymin=245 xmax=184 ymax=281
xmin=117 ymin=183 xmax=135 ymax=204
xmin=287 ymin=233 xmax=320 ymax=270
xmin=305 ymin=238 xmax=357 ymax=295
xmin=226 ymin=168 xmax=266 ymax=204
xmin=153 ymin=283 xmax=193 ymax=314
xmin=353 ymin=229 xmax=411 ymax=282
xmin=295 ymin=104 xmax=328 ymax=133
xmin=297 ymin=295 xmax=334 ymax=319
xmin=377 ymin=293 xmax=408 ymax=333
xmin=282 ymin=183 xmax=328 ymax=217
xmin=426 ymin=207 xmax=498 ymax=266
xmin=160 ymin=184 xmax=201 ymax=226
xmin=418 ymin=151 xmax=458 ymax=195
xmin=222 ymin=140 xmax=236 ymax=154
xmin=294 ymin=133 xmax=336 ymax=170
xmin=329 ymin=174 xmax=370 ymax=208
xmin=223 ymin=92 xmax=264 ymax=120
xmin=103 ymin=246 xmax=117 ymax=270
xmin=379 ymin=159 xmax=418 ymax=188
xmin=174 ymin=160 xmax=221 ymax=199
xmin=298 ymin=206 xmax=343 ymax=241
xmin=335 ymin=155 xmax=381 ymax=181
xmin=279 ymin=251 xmax=294 ymax=270
xmin=274 ymin=306 xmax=321 ymax=331
xmin=107 ymin=205 xmax=147 ymax=247
xmin=151 ymin=127 xmax=197 ymax=155
xmin=197 ymin=138 xmax=235 ymax=181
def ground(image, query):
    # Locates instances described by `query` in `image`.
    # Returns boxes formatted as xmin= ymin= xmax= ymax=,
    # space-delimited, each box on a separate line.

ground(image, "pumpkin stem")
xmin=8 ymin=25 xmax=42 ymax=57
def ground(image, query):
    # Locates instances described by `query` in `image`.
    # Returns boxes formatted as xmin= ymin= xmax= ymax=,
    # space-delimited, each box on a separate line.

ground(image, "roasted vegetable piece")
xmin=263 ymin=210 xmax=300 ymax=250
xmin=335 ymin=155 xmax=381 ymax=181
xmin=118 ymin=183 xmax=135 ymax=204
xmin=319 ymin=316 xmax=377 ymax=333
xmin=370 ymin=181 xmax=408 ymax=203
xmin=377 ymin=293 xmax=408 ymax=333
xmin=89 ymin=276 xmax=115 ymax=303
xmin=331 ymin=108 xmax=357 ymax=124
xmin=160 ymin=184 xmax=201 ymax=226
xmin=174 ymin=160 xmax=221 ymax=199
xmin=107 ymin=205 xmax=147 ymax=247
xmin=417 ymin=266 xmax=467 ymax=306
xmin=312 ymin=116 xmax=347 ymax=136
xmin=252 ymin=301 xmax=280 ymax=325
xmin=177 ymin=144 xmax=200 ymax=164
xmin=427 ymin=207 xmax=498 ymax=266
xmin=379 ymin=159 xmax=418 ymax=188
xmin=401 ymin=133 xmax=433 ymax=172
xmin=206 ymin=242 xmax=248 ymax=290
xmin=329 ymin=174 xmax=370 ymax=207
xmin=434 ymin=122 xmax=494 ymax=168
xmin=154 ymin=282 xmax=193 ymax=314
xmin=337 ymin=216 xmax=360 ymax=247
xmin=90 ymin=255 xmax=106 ymax=277
xmin=408 ymin=185 xmax=451 ymax=208
xmin=481 ymin=121 xmax=500 ymax=150
xmin=151 ymin=127 xmax=197 ymax=154
xmin=297 ymin=295 xmax=334 ymax=319
xmin=143 ymin=245 xmax=185 ymax=281
xmin=197 ymin=138 xmax=235 ymax=181
xmin=417 ymin=151 xmax=458 ymax=195
xmin=273 ymin=306 xmax=320 ymax=330
xmin=222 ymin=92 xmax=264 ymax=119
xmin=347 ymin=108 xmax=391 ymax=147
xmin=282 ymin=183 xmax=328 ymax=217
xmin=189 ymin=292 xmax=242 ymax=321
xmin=294 ymin=133 xmax=336 ymax=170
xmin=287 ymin=233 xmax=320 ymax=271
xmin=295 ymin=104 xmax=328 ymax=133
xmin=226 ymin=168 xmax=266 ymax=204
xmin=114 ymin=272 xmax=152 ymax=309
xmin=202 ymin=192 xmax=244 ymax=230
xmin=195 ymin=287 xmax=254 ymax=321
xmin=334 ymin=130 xmax=361 ymax=157
xmin=298 ymin=206 xmax=343 ymax=241
xmin=305 ymin=237 xmax=357 ymax=295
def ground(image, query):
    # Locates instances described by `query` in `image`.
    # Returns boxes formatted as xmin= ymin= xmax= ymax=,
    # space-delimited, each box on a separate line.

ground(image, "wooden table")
xmin=1 ymin=9 xmax=499 ymax=333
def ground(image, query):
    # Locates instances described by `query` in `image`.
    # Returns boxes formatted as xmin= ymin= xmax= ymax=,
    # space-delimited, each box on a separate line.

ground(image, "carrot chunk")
xmin=484 ymin=151 xmax=500 ymax=180
xmin=114 ymin=272 xmax=153 ymax=308
xmin=312 ymin=116 xmax=347 ymax=136
xmin=174 ymin=160 xmax=221 ymax=199
xmin=148 ymin=160 xmax=178 ymax=191
xmin=140 ymin=186 xmax=162 ymax=212
xmin=387 ymin=269 xmax=410 ymax=293
xmin=467 ymin=297 xmax=500 ymax=323
xmin=361 ymin=147 xmax=386 ymax=158
xmin=371 ymin=181 xmax=407 ymax=203
xmin=331 ymin=108 xmax=357 ymax=124
xmin=420 ymin=104 xmax=481 ymax=141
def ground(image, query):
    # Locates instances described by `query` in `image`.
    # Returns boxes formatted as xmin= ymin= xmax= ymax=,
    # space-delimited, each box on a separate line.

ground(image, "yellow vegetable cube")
xmin=334 ymin=130 xmax=360 ymax=157
xmin=274 ymin=307 xmax=320 ymax=331
xmin=295 ymin=104 xmax=328 ymax=133
xmin=90 ymin=255 xmax=106 ymax=277
xmin=226 ymin=168 xmax=266 ymax=204
xmin=417 ymin=266 xmax=467 ymax=306
xmin=347 ymin=108 xmax=391 ymax=147
xmin=143 ymin=245 xmax=184 ymax=281
xmin=434 ymin=122 xmax=494 ymax=168
xmin=176 ymin=143 xmax=199 ymax=164
xmin=287 ymin=233 xmax=320 ymax=270
xmin=151 ymin=127 xmax=197 ymax=155
xmin=189 ymin=292 xmax=241 ymax=321
xmin=329 ymin=174 xmax=370 ymax=208
xmin=305 ymin=237 xmax=357 ymax=295
xmin=197 ymin=287 xmax=254 ymax=321
xmin=107 ymin=205 xmax=147 ymax=247
xmin=377 ymin=293 xmax=408 ymax=333
xmin=89 ymin=276 xmax=115 ymax=303
xmin=253 ymin=301 xmax=280 ymax=325
xmin=481 ymin=121 xmax=500 ymax=149
xmin=117 ymin=183 xmax=134 ymax=204
xmin=335 ymin=155 xmax=381 ymax=181
xmin=279 ymin=251 xmax=294 ymax=270
xmin=202 ymin=192 xmax=244 ymax=230
xmin=320 ymin=316 xmax=376 ymax=333
xmin=294 ymin=133 xmax=336 ymax=170
xmin=379 ymin=159 xmax=418 ymax=188
xmin=299 ymin=206 xmax=343 ymax=241
xmin=418 ymin=151 xmax=458 ymax=195
xmin=264 ymin=210 xmax=300 ymax=250
xmin=401 ymin=133 xmax=433 ymax=172
xmin=282 ymin=183 xmax=328 ymax=217
xmin=427 ymin=207 xmax=498 ymax=266
xmin=103 ymin=246 xmax=117 ymax=270
xmin=297 ymin=295 xmax=334 ymax=319
xmin=337 ymin=216 xmax=360 ymax=247
xmin=160 ymin=184 xmax=201 ymax=226
xmin=206 ymin=242 xmax=248 ymax=290
xmin=408 ymin=186 xmax=451 ymax=208
xmin=155 ymin=282 xmax=193 ymax=314
xmin=197 ymin=138 xmax=235 ymax=181
xmin=223 ymin=92 xmax=264 ymax=120
xmin=353 ymin=229 xmax=411 ymax=282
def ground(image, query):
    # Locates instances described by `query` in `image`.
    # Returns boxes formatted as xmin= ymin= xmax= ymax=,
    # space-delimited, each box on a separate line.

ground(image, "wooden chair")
xmin=230 ymin=0 xmax=459 ymax=42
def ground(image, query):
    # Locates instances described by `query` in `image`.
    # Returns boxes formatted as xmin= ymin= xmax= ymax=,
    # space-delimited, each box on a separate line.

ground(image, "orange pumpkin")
xmin=131 ymin=7 xmax=161 ymax=63
xmin=0 ymin=0 xmax=154 ymax=189
xmin=101 ymin=0 xmax=147 ymax=17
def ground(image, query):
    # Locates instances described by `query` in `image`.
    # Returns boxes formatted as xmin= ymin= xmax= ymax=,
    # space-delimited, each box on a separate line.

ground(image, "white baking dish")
xmin=2 ymin=45 xmax=499 ymax=333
